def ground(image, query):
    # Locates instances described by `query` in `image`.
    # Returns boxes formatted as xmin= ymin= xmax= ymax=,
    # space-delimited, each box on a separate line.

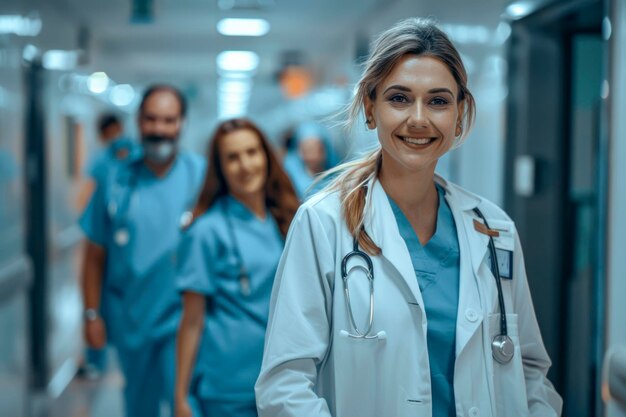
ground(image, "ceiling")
xmin=3 ymin=0 xmax=511 ymax=128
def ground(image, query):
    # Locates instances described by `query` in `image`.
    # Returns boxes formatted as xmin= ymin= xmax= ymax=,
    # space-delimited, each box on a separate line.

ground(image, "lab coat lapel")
xmin=436 ymin=176 xmax=489 ymax=355
xmin=436 ymin=175 xmax=489 ymax=278
xmin=365 ymin=179 xmax=425 ymax=310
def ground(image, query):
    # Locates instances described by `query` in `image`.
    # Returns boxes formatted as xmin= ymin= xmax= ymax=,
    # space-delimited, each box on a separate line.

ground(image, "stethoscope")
xmin=109 ymin=156 xmax=198 ymax=248
xmin=340 ymin=192 xmax=515 ymax=365
xmin=221 ymin=199 xmax=251 ymax=297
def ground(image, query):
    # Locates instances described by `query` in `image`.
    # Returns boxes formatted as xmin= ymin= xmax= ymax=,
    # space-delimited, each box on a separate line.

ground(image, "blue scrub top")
xmin=387 ymin=184 xmax=460 ymax=417
xmin=283 ymin=151 xmax=331 ymax=200
xmin=79 ymin=151 xmax=206 ymax=349
xmin=85 ymin=136 xmax=141 ymax=185
xmin=177 ymin=195 xmax=284 ymax=402
xmin=283 ymin=122 xmax=340 ymax=200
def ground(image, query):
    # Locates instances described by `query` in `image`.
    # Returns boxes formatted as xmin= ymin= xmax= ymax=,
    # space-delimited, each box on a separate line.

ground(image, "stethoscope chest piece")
xmin=114 ymin=228 xmax=130 ymax=246
xmin=239 ymin=272 xmax=251 ymax=297
xmin=492 ymin=334 xmax=515 ymax=364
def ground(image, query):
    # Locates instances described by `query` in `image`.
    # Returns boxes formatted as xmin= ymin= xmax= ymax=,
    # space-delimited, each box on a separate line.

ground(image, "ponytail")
xmin=325 ymin=148 xmax=383 ymax=256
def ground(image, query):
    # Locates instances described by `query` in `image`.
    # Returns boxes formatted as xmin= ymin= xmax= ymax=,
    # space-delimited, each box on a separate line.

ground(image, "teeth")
xmin=402 ymin=137 xmax=433 ymax=145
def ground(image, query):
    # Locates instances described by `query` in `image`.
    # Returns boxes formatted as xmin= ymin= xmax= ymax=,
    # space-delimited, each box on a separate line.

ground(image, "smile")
xmin=398 ymin=136 xmax=437 ymax=146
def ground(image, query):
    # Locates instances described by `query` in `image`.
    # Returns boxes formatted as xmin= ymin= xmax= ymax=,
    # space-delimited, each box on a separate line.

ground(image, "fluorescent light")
xmin=505 ymin=1 xmax=535 ymax=19
xmin=218 ymin=71 xmax=255 ymax=79
xmin=110 ymin=84 xmax=136 ymax=106
xmin=0 ymin=14 xmax=42 ymax=36
xmin=218 ymin=102 xmax=248 ymax=109
xmin=219 ymin=93 xmax=250 ymax=104
xmin=87 ymin=72 xmax=110 ymax=94
xmin=218 ymin=79 xmax=253 ymax=94
xmin=217 ymin=18 xmax=270 ymax=37
xmin=218 ymin=103 xmax=247 ymax=118
xmin=217 ymin=51 xmax=259 ymax=73
xmin=42 ymin=50 xmax=80 ymax=71
xmin=22 ymin=44 xmax=39 ymax=62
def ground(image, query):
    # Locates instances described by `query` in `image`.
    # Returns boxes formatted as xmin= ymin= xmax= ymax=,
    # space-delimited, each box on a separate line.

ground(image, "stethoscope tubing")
xmin=473 ymin=207 xmax=508 ymax=337
xmin=340 ymin=189 xmax=513 ymax=362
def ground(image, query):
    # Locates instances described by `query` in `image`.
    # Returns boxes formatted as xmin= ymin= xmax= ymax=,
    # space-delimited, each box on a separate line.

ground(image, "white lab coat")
xmin=255 ymin=175 xmax=562 ymax=417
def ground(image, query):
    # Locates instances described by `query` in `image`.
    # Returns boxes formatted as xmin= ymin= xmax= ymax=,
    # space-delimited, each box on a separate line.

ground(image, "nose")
xmin=239 ymin=154 xmax=254 ymax=174
xmin=152 ymin=119 xmax=170 ymax=135
xmin=407 ymin=102 xmax=428 ymax=129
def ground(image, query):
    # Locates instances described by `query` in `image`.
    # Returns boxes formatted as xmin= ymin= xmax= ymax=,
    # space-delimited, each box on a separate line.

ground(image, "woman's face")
xmin=219 ymin=128 xmax=268 ymax=200
xmin=364 ymin=54 xmax=464 ymax=176
xmin=298 ymin=137 xmax=326 ymax=174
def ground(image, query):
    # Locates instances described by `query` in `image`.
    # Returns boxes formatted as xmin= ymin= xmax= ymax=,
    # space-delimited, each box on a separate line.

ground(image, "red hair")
xmin=191 ymin=118 xmax=299 ymax=238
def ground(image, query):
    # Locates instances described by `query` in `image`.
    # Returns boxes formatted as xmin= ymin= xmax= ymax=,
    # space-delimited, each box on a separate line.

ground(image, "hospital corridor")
xmin=1 ymin=0 xmax=626 ymax=416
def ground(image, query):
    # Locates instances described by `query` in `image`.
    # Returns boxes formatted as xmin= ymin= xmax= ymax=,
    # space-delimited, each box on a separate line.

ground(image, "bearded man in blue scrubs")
xmin=80 ymin=85 xmax=206 ymax=416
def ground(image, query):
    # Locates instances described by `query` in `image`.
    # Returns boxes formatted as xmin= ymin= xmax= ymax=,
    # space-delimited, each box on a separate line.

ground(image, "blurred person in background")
xmin=77 ymin=113 xmax=139 ymax=210
xmin=79 ymin=85 xmax=206 ymax=417
xmin=255 ymin=18 xmax=561 ymax=417
xmin=282 ymin=121 xmax=339 ymax=199
xmin=78 ymin=112 xmax=139 ymax=379
xmin=174 ymin=118 xmax=299 ymax=417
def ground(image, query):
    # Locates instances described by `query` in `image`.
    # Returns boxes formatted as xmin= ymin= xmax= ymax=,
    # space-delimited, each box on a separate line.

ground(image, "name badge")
xmin=495 ymin=248 xmax=513 ymax=280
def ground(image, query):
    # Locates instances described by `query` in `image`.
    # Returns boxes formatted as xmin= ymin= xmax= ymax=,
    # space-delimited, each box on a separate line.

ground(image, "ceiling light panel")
xmin=217 ymin=51 xmax=260 ymax=73
xmin=217 ymin=18 xmax=270 ymax=37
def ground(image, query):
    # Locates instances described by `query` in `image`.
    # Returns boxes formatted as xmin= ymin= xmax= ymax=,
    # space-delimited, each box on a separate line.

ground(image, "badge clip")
xmin=473 ymin=219 xmax=500 ymax=237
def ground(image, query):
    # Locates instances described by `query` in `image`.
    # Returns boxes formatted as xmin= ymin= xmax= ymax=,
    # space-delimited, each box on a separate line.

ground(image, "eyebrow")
xmin=428 ymin=88 xmax=455 ymax=96
xmin=382 ymin=85 xmax=455 ymax=97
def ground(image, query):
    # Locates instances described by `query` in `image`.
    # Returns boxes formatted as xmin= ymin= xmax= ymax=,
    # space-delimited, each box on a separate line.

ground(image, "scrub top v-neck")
xmin=387 ymin=184 xmax=460 ymax=417
xmin=177 ymin=195 xmax=284 ymax=402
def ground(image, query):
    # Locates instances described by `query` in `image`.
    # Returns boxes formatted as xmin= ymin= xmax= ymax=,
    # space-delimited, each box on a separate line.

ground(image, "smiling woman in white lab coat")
xmin=255 ymin=17 xmax=563 ymax=417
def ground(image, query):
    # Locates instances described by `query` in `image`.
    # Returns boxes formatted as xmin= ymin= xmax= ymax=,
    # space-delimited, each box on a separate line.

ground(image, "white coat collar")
xmin=363 ymin=174 xmax=488 ymax=276
xmin=434 ymin=175 xmax=490 ymax=277
xmin=363 ymin=174 xmax=490 ymax=355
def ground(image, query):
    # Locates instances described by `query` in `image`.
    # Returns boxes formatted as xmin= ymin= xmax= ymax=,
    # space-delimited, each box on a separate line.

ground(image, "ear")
xmin=455 ymin=100 xmax=466 ymax=136
xmin=363 ymin=96 xmax=376 ymax=129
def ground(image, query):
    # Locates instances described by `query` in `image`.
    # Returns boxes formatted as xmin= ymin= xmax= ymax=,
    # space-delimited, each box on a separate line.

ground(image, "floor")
xmin=32 ymin=352 xmax=125 ymax=417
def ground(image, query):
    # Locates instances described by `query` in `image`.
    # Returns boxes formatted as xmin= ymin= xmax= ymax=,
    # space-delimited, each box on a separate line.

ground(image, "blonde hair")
xmin=328 ymin=17 xmax=476 ymax=256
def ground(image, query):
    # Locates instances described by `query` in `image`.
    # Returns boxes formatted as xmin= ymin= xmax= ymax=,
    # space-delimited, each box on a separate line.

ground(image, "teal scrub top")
xmin=387 ymin=184 xmax=460 ymax=417
xmin=283 ymin=152 xmax=330 ymax=200
xmin=85 ymin=136 xmax=141 ymax=185
xmin=79 ymin=151 xmax=206 ymax=349
xmin=177 ymin=195 xmax=285 ymax=402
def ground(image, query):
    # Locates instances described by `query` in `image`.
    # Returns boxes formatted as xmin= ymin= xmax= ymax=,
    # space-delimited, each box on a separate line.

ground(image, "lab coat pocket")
xmin=398 ymin=386 xmax=429 ymax=417
xmin=488 ymin=313 xmax=530 ymax=417
xmin=334 ymin=334 xmax=384 ymax=417
xmin=333 ymin=259 xmax=388 ymax=416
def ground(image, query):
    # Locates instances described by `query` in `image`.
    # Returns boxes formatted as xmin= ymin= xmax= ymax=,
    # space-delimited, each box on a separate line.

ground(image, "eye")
xmin=430 ymin=97 xmax=449 ymax=106
xmin=388 ymin=94 xmax=409 ymax=103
